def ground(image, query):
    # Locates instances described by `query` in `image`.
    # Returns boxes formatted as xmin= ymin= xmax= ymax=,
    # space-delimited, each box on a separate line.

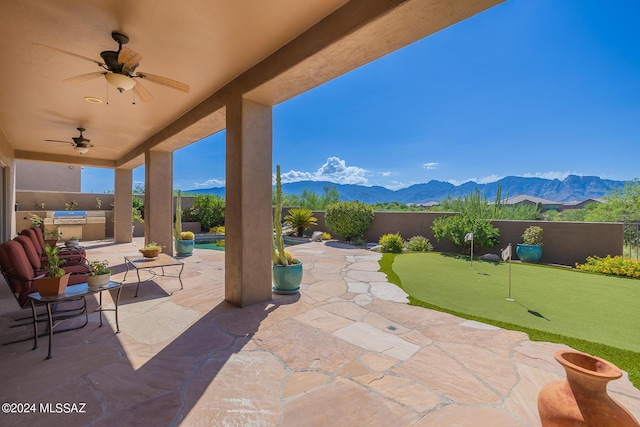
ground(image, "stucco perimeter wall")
xmin=311 ymin=211 xmax=623 ymax=266
xmin=16 ymin=191 xmax=115 ymax=212
xmin=493 ymin=220 xmax=622 ymax=266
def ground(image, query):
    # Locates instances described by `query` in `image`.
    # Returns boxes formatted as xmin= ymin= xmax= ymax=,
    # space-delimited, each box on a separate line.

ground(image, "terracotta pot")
xmin=44 ymin=239 xmax=59 ymax=247
xmin=35 ymin=273 xmax=71 ymax=297
xmin=139 ymin=247 xmax=161 ymax=258
xmin=538 ymin=350 xmax=639 ymax=427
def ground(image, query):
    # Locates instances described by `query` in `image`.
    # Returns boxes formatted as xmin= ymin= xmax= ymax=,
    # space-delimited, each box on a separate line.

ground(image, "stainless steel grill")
xmin=53 ymin=210 xmax=87 ymax=225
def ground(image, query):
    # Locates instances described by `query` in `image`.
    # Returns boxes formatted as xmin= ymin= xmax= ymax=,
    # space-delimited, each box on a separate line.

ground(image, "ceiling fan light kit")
xmin=45 ymin=127 xmax=94 ymax=154
xmin=104 ymin=72 xmax=136 ymax=92
xmin=73 ymin=145 xmax=90 ymax=154
xmin=35 ymin=31 xmax=189 ymax=102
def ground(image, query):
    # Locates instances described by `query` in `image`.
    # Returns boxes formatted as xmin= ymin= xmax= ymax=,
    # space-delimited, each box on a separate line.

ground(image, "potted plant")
xmin=86 ymin=259 xmax=112 ymax=288
xmin=516 ymin=225 xmax=543 ymax=263
xmin=36 ymin=244 xmax=71 ymax=296
xmin=29 ymin=213 xmax=44 ymax=230
xmin=272 ymin=165 xmax=303 ymax=294
xmin=140 ymin=242 xmax=162 ymax=258
xmin=174 ymin=190 xmax=195 ymax=256
xmin=64 ymin=236 xmax=80 ymax=248
xmin=44 ymin=226 xmax=60 ymax=247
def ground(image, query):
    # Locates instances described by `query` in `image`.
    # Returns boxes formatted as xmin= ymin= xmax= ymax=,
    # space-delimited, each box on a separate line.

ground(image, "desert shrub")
xmin=208 ymin=225 xmax=225 ymax=235
xmin=406 ymin=236 xmax=433 ymax=252
xmin=431 ymin=213 xmax=499 ymax=252
xmin=192 ymin=195 xmax=225 ymax=230
xmin=283 ymin=208 xmax=317 ymax=237
xmin=325 ymin=201 xmax=374 ymax=242
xmin=576 ymin=255 xmax=640 ymax=279
xmin=181 ymin=206 xmax=198 ymax=222
xmin=379 ymin=233 xmax=404 ymax=253
xmin=522 ymin=226 xmax=543 ymax=246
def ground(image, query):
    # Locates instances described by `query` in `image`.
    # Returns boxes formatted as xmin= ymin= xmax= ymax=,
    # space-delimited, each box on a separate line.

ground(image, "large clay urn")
xmin=538 ymin=350 xmax=639 ymax=427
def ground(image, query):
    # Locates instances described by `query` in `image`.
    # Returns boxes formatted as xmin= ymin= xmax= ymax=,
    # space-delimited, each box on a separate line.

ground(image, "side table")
xmin=28 ymin=281 xmax=123 ymax=359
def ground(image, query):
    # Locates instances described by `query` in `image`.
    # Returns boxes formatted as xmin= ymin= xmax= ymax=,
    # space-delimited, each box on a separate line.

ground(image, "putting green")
xmin=391 ymin=252 xmax=640 ymax=352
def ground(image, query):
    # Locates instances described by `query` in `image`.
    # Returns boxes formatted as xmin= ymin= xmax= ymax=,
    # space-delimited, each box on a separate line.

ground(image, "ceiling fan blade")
xmin=45 ymin=139 xmax=71 ymax=143
xmin=133 ymin=80 xmax=154 ymax=103
xmin=63 ymin=71 xmax=106 ymax=84
xmin=34 ymin=43 xmax=105 ymax=67
xmin=118 ymin=47 xmax=143 ymax=69
xmin=136 ymin=72 xmax=190 ymax=93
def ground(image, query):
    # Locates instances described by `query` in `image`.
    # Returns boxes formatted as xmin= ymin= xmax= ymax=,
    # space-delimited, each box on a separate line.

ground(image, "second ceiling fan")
xmin=36 ymin=31 xmax=190 ymax=102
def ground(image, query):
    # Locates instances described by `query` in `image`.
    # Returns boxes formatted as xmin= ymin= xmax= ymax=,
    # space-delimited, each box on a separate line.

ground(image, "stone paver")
xmin=0 ymin=238 xmax=639 ymax=426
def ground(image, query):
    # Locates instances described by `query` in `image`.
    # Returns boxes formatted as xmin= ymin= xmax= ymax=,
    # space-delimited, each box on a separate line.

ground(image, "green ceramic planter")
xmin=175 ymin=239 xmax=195 ymax=257
xmin=272 ymin=263 xmax=303 ymax=294
xmin=516 ymin=244 xmax=542 ymax=263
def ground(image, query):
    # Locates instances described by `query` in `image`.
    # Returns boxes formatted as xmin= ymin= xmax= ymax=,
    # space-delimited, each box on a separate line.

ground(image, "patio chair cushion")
xmin=0 ymin=240 xmax=42 ymax=307
xmin=14 ymin=234 xmax=90 ymax=279
xmin=20 ymin=227 xmax=86 ymax=264
xmin=0 ymin=239 xmax=89 ymax=308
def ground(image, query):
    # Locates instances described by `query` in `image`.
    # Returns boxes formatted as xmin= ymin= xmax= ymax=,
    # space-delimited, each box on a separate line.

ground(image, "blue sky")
xmin=82 ymin=0 xmax=640 ymax=193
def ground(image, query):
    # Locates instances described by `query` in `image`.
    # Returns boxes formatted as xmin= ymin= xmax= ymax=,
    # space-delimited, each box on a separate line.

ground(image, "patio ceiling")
xmin=0 ymin=0 xmax=503 ymax=170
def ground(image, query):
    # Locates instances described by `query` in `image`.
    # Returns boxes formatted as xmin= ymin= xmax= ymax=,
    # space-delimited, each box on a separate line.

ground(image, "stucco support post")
xmin=144 ymin=150 xmax=174 ymax=255
xmin=225 ymin=96 xmax=273 ymax=307
xmin=114 ymin=168 xmax=133 ymax=243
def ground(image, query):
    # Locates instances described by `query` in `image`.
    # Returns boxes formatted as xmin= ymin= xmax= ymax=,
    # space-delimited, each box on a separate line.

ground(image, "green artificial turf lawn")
xmin=392 ymin=252 xmax=640 ymax=351
xmin=380 ymin=252 xmax=640 ymax=387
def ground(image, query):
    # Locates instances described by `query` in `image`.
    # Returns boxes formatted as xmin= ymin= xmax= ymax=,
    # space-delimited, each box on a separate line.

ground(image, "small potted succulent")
xmin=36 ymin=244 xmax=70 ymax=296
xmin=64 ymin=236 xmax=80 ymax=248
xmin=272 ymin=165 xmax=302 ymax=294
xmin=44 ymin=226 xmax=60 ymax=247
xmin=516 ymin=225 xmax=543 ymax=263
xmin=140 ymin=242 xmax=162 ymax=259
xmin=86 ymin=259 xmax=112 ymax=288
xmin=174 ymin=190 xmax=195 ymax=256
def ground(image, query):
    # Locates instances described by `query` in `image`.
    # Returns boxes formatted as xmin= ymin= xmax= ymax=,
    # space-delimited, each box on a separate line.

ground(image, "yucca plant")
xmin=284 ymin=208 xmax=317 ymax=237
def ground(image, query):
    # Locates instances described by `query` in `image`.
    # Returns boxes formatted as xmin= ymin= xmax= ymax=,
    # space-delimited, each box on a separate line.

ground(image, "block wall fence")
xmin=14 ymin=192 xmax=622 ymax=266
xmin=311 ymin=211 xmax=623 ymax=267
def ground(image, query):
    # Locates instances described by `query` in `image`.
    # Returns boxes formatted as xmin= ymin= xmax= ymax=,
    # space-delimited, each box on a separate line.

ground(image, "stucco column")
xmin=225 ymin=97 xmax=273 ymax=307
xmin=114 ymin=168 xmax=133 ymax=243
xmin=144 ymin=150 xmax=174 ymax=255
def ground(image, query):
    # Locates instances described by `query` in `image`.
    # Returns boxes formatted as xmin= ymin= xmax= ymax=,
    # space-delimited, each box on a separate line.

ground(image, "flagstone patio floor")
xmin=1 ymin=238 xmax=638 ymax=426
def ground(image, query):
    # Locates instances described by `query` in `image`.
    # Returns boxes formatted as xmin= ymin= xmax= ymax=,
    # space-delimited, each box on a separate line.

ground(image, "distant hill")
xmin=185 ymin=175 xmax=630 ymax=204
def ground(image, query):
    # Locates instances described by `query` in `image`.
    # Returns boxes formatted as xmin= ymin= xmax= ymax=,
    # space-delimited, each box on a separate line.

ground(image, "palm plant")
xmin=284 ymin=208 xmax=317 ymax=237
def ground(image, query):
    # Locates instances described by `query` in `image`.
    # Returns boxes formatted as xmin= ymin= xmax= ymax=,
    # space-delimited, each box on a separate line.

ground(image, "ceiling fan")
xmin=45 ymin=127 xmax=94 ymax=154
xmin=35 ymin=31 xmax=190 ymax=102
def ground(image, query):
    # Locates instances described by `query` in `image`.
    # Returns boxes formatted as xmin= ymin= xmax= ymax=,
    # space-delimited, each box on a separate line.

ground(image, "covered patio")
xmin=0 ymin=0 xmax=507 ymax=307
xmin=1 ymin=240 xmax=639 ymax=425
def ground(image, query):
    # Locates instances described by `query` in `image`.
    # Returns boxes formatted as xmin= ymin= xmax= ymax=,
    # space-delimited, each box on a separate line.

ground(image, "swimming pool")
xmin=194 ymin=234 xmax=225 ymax=251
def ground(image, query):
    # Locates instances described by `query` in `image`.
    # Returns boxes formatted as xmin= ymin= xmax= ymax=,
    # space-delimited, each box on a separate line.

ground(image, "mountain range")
xmin=186 ymin=175 xmax=630 ymax=204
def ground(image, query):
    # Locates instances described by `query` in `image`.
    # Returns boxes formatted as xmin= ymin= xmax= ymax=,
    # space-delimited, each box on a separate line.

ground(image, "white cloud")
xmin=447 ymin=178 xmax=476 ymax=186
xmin=423 ymin=162 xmax=439 ymax=170
xmin=280 ymin=157 xmax=369 ymax=185
xmin=193 ymin=178 xmax=225 ymax=188
xmin=384 ymin=180 xmax=407 ymax=190
xmin=523 ymin=171 xmax=580 ymax=180
xmin=477 ymin=174 xmax=502 ymax=184
xmin=381 ymin=171 xmax=392 ymax=177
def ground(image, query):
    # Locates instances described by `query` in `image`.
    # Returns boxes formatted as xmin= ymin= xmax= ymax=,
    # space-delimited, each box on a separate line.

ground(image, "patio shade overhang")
xmin=0 ymin=0 xmax=504 ymax=168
